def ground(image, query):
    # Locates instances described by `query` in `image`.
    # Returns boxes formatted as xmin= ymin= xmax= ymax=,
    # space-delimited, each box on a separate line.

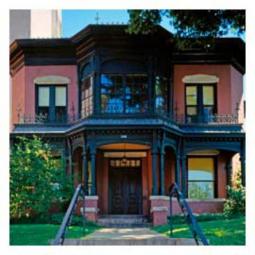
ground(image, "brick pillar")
xmin=150 ymin=196 xmax=169 ymax=226
xmin=81 ymin=196 xmax=99 ymax=222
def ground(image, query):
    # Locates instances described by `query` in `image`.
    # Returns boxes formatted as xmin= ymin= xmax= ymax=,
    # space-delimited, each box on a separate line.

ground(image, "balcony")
xmin=174 ymin=114 xmax=239 ymax=125
xmin=15 ymin=112 xmax=241 ymax=130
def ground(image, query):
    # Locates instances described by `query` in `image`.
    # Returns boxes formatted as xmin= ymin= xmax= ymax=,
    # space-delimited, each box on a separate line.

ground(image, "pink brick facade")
xmin=11 ymin=65 xmax=78 ymax=127
xmin=173 ymin=64 xmax=243 ymax=118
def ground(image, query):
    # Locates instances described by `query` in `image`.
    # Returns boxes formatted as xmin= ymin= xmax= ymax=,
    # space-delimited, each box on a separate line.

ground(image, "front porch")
xmin=67 ymin=128 xmax=245 ymax=226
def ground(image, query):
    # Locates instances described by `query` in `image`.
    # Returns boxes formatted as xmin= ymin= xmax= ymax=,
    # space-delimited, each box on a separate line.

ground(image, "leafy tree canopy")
xmin=128 ymin=10 xmax=245 ymax=37
xmin=10 ymin=136 xmax=72 ymax=220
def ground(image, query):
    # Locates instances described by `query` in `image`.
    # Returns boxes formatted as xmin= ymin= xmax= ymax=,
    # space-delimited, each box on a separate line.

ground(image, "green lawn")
xmin=152 ymin=216 xmax=245 ymax=245
xmin=10 ymin=216 xmax=245 ymax=245
xmin=10 ymin=223 xmax=100 ymax=245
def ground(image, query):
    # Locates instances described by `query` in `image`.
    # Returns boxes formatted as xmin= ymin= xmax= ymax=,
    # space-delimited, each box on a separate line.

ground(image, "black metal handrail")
xmin=52 ymin=184 xmax=85 ymax=245
xmin=168 ymin=183 xmax=209 ymax=245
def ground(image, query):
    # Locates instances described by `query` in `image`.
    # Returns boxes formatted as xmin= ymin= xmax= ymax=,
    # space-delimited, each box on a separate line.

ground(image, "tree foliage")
xmin=127 ymin=10 xmax=245 ymax=37
xmin=223 ymin=167 xmax=245 ymax=217
xmin=10 ymin=136 xmax=72 ymax=220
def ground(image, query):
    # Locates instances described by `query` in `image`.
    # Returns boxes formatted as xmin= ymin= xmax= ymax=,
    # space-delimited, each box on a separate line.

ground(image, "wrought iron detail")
xmin=168 ymin=183 xmax=209 ymax=245
xmin=174 ymin=113 xmax=238 ymax=125
xmin=16 ymin=112 xmax=240 ymax=128
xmin=52 ymin=184 xmax=86 ymax=245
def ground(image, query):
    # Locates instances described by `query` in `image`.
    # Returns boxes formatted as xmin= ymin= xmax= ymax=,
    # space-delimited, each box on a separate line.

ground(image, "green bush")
xmin=223 ymin=185 xmax=245 ymax=217
xmin=10 ymin=136 xmax=73 ymax=221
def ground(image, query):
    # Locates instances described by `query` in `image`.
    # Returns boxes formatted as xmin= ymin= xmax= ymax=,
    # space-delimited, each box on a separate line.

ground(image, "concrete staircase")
xmin=97 ymin=215 xmax=151 ymax=228
xmin=63 ymin=228 xmax=200 ymax=245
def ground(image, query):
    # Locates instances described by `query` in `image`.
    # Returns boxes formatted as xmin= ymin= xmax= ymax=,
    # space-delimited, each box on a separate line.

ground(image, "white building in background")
xmin=10 ymin=10 xmax=62 ymax=43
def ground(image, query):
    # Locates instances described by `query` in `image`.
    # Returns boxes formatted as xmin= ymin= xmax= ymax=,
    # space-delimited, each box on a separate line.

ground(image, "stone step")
xmin=97 ymin=215 xmax=149 ymax=228
xmin=63 ymin=238 xmax=199 ymax=245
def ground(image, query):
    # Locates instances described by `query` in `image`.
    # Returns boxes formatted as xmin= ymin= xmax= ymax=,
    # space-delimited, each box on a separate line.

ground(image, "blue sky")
xmin=62 ymin=10 xmax=174 ymax=37
xmin=62 ymin=10 xmax=244 ymax=40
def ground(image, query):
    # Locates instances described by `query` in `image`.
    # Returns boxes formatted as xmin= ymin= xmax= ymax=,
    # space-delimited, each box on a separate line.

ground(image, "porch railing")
xmin=17 ymin=113 xmax=80 ymax=125
xmin=16 ymin=112 xmax=239 ymax=126
xmin=174 ymin=113 xmax=238 ymax=125
xmin=168 ymin=183 xmax=209 ymax=245
xmin=52 ymin=184 xmax=85 ymax=245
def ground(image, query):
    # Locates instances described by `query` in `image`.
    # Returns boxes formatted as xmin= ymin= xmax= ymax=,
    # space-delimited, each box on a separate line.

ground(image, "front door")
xmin=109 ymin=160 xmax=142 ymax=214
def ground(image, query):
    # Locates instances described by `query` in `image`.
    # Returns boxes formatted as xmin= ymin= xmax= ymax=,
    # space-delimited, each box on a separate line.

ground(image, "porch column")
xmin=160 ymin=148 xmax=165 ymax=195
xmin=67 ymin=138 xmax=73 ymax=175
xmin=151 ymin=151 xmax=158 ymax=195
xmin=181 ymin=155 xmax=187 ymax=197
xmin=226 ymin=159 xmax=233 ymax=187
xmin=175 ymin=154 xmax=181 ymax=187
xmin=90 ymin=147 xmax=97 ymax=195
xmin=82 ymin=145 xmax=88 ymax=195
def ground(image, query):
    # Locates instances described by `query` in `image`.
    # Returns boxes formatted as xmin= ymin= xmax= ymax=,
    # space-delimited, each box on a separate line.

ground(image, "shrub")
xmin=223 ymin=165 xmax=245 ymax=218
xmin=223 ymin=185 xmax=245 ymax=218
xmin=10 ymin=136 xmax=73 ymax=220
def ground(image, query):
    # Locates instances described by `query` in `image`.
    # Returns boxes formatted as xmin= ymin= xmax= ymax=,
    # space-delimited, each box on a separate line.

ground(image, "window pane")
xmin=188 ymin=158 xmax=214 ymax=181
xmin=188 ymin=181 xmax=214 ymax=199
xmin=155 ymin=76 xmax=168 ymax=113
xmin=81 ymin=76 xmax=93 ymax=118
xmin=38 ymin=87 xmax=49 ymax=106
xmin=203 ymin=106 xmax=214 ymax=116
xmin=186 ymin=86 xmax=197 ymax=105
xmin=55 ymin=87 xmax=66 ymax=106
xmin=101 ymin=74 xmax=123 ymax=113
xmin=187 ymin=107 xmax=197 ymax=116
xmin=203 ymin=86 xmax=214 ymax=105
xmin=125 ymin=74 xmax=148 ymax=113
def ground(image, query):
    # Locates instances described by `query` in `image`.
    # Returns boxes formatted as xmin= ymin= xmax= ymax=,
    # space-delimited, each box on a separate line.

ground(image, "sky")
xmin=62 ymin=10 xmax=175 ymax=38
xmin=62 ymin=10 xmax=244 ymax=39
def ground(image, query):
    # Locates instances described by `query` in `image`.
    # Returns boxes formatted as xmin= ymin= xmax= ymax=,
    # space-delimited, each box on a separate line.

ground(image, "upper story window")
xmin=81 ymin=76 xmax=93 ymax=118
xmin=36 ymin=85 xmax=67 ymax=122
xmin=155 ymin=76 xmax=168 ymax=114
xmin=185 ymin=84 xmax=216 ymax=123
xmin=188 ymin=157 xmax=215 ymax=199
xmin=80 ymin=63 xmax=93 ymax=118
xmin=100 ymin=74 xmax=148 ymax=114
xmin=183 ymin=74 xmax=218 ymax=123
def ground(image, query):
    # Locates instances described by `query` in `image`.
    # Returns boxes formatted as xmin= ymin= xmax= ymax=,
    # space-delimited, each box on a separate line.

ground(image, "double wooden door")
xmin=109 ymin=167 xmax=142 ymax=214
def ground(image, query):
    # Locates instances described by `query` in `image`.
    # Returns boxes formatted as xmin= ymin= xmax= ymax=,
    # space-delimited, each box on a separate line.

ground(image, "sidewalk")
xmin=64 ymin=228 xmax=198 ymax=245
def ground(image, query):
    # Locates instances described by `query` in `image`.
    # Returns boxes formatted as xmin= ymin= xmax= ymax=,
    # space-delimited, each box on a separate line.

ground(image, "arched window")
xmin=34 ymin=75 xmax=69 ymax=122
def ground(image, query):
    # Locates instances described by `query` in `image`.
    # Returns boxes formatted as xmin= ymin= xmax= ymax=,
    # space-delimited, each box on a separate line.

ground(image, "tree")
xmin=127 ymin=10 xmax=245 ymax=38
xmin=10 ymin=136 xmax=72 ymax=220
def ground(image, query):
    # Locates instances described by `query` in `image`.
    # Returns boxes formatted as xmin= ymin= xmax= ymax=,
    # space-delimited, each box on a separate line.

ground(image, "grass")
xmin=10 ymin=215 xmax=245 ymax=245
xmin=10 ymin=222 xmax=101 ymax=245
xmin=152 ymin=215 xmax=245 ymax=245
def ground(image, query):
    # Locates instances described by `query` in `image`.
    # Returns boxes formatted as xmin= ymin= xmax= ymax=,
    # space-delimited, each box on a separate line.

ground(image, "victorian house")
xmin=10 ymin=25 xmax=245 ymax=225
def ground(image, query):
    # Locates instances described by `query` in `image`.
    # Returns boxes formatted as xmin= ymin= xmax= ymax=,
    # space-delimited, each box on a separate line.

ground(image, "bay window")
xmin=81 ymin=76 xmax=93 ymax=118
xmin=155 ymin=76 xmax=168 ymax=114
xmin=100 ymin=74 xmax=148 ymax=114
